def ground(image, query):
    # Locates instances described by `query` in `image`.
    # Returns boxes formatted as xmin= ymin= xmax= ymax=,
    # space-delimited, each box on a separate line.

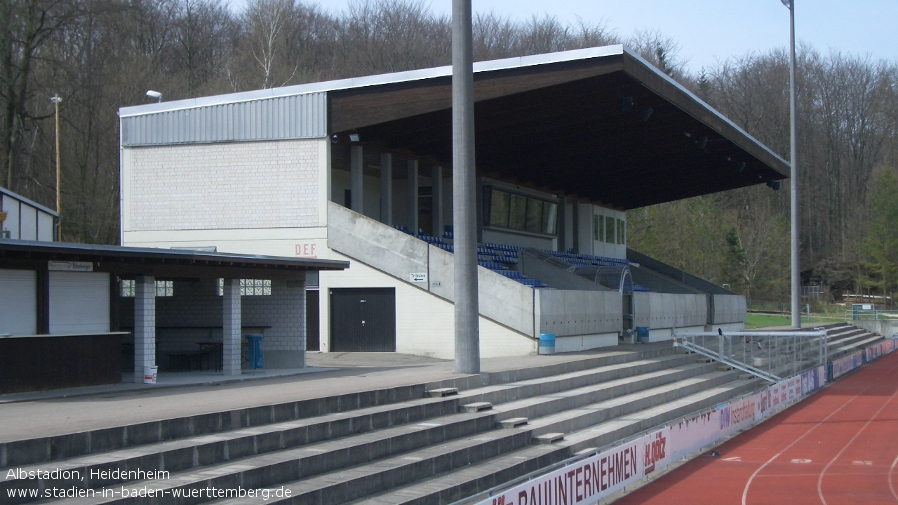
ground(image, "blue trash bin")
xmin=636 ymin=327 xmax=649 ymax=343
xmin=245 ymin=334 xmax=264 ymax=369
xmin=538 ymin=333 xmax=556 ymax=355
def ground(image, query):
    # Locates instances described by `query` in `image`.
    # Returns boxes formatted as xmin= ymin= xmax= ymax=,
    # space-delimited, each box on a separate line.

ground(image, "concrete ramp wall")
xmin=710 ymin=294 xmax=747 ymax=325
xmin=635 ymin=292 xmax=708 ymax=341
xmin=535 ymin=289 xmax=622 ymax=350
xmin=327 ymin=202 xmax=534 ymax=337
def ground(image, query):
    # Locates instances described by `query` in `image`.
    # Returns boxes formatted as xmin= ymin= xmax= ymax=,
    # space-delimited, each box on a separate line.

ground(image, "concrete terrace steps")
xmin=824 ymin=324 xmax=882 ymax=358
xmin=2 ymin=348 xmax=674 ymax=501
xmin=181 ymin=370 xmax=752 ymax=505
xmin=33 ymin=361 xmax=717 ymax=505
xmin=333 ymin=380 xmax=765 ymax=505
xmin=0 ymin=348 xmax=665 ymax=470
xmin=1 ymin=353 xmax=687 ymax=498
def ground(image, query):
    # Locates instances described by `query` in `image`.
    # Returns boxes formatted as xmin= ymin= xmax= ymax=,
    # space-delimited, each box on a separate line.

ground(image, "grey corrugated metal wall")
xmin=120 ymin=92 xmax=327 ymax=146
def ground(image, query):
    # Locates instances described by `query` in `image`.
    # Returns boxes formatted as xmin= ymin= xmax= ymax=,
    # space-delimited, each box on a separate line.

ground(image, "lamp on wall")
xmin=349 ymin=132 xmax=360 ymax=142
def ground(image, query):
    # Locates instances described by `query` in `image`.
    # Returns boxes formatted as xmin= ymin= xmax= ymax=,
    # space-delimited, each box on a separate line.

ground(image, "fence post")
xmin=718 ymin=332 xmax=724 ymax=361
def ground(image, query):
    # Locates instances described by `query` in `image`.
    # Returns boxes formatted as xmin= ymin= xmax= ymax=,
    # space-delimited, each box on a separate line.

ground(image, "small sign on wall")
xmin=409 ymin=273 xmax=427 ymax=283
xmin=48 ymin=261 xmax=93 ymax=272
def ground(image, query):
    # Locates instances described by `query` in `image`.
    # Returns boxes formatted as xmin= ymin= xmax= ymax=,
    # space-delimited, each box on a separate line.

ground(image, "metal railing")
xmin=674 ymin=329 xmax=828 ymax=383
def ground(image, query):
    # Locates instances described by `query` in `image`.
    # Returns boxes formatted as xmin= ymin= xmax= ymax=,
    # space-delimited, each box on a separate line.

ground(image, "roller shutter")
xmin=0 ymin=269 xmax=37 ymax=335
xmin=49 ymin=271 xmax=110 ymax=334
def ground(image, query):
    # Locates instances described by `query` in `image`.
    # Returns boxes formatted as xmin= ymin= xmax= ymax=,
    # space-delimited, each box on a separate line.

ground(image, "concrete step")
xmin=4 ymin=352 xmax=688 ymax=501
xmin=831 ymin=334 xmax=882 ymax=358
xmin=346 ymin=378 xmax=763 ymax=505
xmin=41 ymin=368 xmax=731 ymax=505
xmin=0 ymin=396 xmax=463 ymax=501
xmin=205 ymin=371 xmax=750 ymax=505
xmin=1 ymin=348 xmax=670 ymax=470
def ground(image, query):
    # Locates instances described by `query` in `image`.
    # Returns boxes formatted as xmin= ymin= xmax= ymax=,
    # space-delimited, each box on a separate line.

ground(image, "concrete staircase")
xmin=823 ymin=322 xmax=883 ymax=359
xmin=1 ymin=345 xmax=763 ymax=505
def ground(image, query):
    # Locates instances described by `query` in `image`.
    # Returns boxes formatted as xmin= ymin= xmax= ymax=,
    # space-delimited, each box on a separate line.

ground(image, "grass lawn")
xmin=744 ymin=312 xmax=838 ymax=329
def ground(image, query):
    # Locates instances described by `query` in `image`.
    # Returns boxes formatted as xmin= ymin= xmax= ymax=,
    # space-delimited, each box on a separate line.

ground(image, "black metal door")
xmin=306 ymin=289 xmax=320 ymax=351
xmin=330 ymin=288 xmax=396 ymax=351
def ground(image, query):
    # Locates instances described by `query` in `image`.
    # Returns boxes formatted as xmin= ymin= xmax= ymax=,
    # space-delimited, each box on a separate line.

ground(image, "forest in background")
xmin=2 ymin=0 xmax=897 ymax=304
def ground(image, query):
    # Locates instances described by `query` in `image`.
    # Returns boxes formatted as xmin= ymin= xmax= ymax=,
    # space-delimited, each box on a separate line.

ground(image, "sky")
xmin=281 ymin=0 xmax=898 ymax=74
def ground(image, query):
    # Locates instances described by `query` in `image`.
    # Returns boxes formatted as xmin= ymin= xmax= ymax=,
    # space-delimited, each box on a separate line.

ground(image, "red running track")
xmin=616 ymin=349 xmax=898 ymax=505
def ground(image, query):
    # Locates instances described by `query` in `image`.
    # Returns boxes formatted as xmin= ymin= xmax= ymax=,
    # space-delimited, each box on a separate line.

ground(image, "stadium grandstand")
xmin=118 ymin=44 xmax=788 ymax=364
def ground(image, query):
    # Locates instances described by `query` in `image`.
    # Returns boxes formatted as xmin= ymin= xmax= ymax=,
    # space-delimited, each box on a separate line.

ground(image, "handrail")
xmin=674 ymin=330 xmax=827 ymax=383
xmin=674 ymin=338 xmax=782 ymax=382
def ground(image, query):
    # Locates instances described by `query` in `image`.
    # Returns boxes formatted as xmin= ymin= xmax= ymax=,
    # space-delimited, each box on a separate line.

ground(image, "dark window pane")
xmin=509 ymin=194 xmax=527 ymax=229
xmin=489 ymin=190 xmax=510 ymax=227
xmin=525 ymin=198 xmax=543 ymax=233
xmin=543 ymin=203 xmax=557 ymax=234
xmin=605 ymin=216 xmax=615 ymax=243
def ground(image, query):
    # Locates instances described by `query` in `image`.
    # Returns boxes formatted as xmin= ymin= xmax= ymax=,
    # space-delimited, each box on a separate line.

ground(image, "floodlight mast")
xmin=51 ymin=95 xmax=62 ymax=240
xmin=781 ymin=0 xmax=801 ymax=328
xmin=451 ymin=0 xmax=480 ymax=374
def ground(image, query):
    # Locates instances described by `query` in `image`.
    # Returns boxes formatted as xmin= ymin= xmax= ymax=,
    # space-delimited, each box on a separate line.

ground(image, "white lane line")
xmin=741 ymin=360 xmax=898 ymax=505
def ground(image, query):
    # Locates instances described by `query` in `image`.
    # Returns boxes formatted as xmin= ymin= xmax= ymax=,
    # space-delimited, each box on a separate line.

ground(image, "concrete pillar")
xmin=222 ymin=278 xmax=242 ymax=375
xmin=380 ymin=153 xmax=393 ymax=225
xmin=350 ymin=145 xmax=364 ymax=214
xmin=452 ymin=0 xmax=480 ymax=374
xmin=407 ymin=160 xmax=419 ymax=233
xmin=133 ymin=275 xmax=156 ymax=383
xmin=432 ymin=165 xmax=443 ymax=236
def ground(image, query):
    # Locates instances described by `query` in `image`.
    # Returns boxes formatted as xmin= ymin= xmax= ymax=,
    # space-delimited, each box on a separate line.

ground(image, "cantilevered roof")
xmin=119 ymin=45 xmax=789 ymax=210
xmin=0 ymin=240 xmax=348 ymax=279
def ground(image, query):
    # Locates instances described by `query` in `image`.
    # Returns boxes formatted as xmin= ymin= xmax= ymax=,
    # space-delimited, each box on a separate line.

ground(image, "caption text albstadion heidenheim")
xmin=6 ymin=468 xmax=293 ymax=500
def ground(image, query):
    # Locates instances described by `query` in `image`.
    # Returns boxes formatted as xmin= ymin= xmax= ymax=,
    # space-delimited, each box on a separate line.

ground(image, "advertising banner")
xmin=475 ymin=366 xmax=829 ymax=505
xmin=477 ymin=433 xmax=651 ymax=505
xmin=831 ymin=351 xmax=863 ymax=380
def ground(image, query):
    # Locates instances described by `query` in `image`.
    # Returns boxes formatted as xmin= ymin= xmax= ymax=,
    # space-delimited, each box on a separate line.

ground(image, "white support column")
xmin=432 ymin=165 xmax=444 ymax=236
xmin=407 ymin=160 xmax=419 ymax=233
xmin=133 ymin=275 xmax=156 ymax=383
xmin=222 ymin=278 xmax=242 ymax=375
xmin=350 ymin=145 xmax=364 ymax=214
xmin=380 ymin=153 xmax=393 ymax=225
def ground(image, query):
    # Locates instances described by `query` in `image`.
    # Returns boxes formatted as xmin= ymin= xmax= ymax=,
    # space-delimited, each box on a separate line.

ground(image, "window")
xmin=509 ymin=194 xmax=527 ymax=229
xmin=489 ymin=190 xmax=510 ymax=227
xmin=120 ymin=279 xmax=173 ymax=297
xmin=484 ymin=186 xmax=558 ymax=235
xmin=617 ymin=219 xmax=626 ymax=244
xmin=605 ymin=216 xmax=615 ymax=243
xmin=218 ymin=279 xmax=272 ymax=296
xmin=525 ymin=199 xmax=543 ymax=233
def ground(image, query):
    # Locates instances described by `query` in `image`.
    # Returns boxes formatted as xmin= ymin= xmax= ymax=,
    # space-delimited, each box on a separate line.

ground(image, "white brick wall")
xmin=129 ymin=140 xmax=320 ymax=231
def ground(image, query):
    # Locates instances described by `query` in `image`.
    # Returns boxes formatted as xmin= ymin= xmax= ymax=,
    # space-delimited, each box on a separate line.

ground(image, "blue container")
xmin=245 ymin=334 xmax=264 ymax=369
xmin=636 ymin=327 xmax=649 ymax=343
xmin=538 ymin=333 xmax=556 ymax=355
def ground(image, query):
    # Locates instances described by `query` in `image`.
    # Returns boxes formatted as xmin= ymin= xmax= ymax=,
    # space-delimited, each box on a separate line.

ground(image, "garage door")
xmin=0 ymin=269 xmax=37 ymax=335
xmin=330 ymin=288 xmax=396 ymax=352
xmin=49 ymin=271 xmax=110 ymax=334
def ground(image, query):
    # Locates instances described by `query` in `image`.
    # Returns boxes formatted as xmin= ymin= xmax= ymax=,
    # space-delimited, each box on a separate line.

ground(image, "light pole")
xmin=51 ymin=95 xmax=62 ymax=241
xmin=146 ymin=90 xmax=162 ymax=103
xmin=781 ymin=0 xmax=800 ymax=328
xmin=452 ymin=0 xmax=480 ymax=373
